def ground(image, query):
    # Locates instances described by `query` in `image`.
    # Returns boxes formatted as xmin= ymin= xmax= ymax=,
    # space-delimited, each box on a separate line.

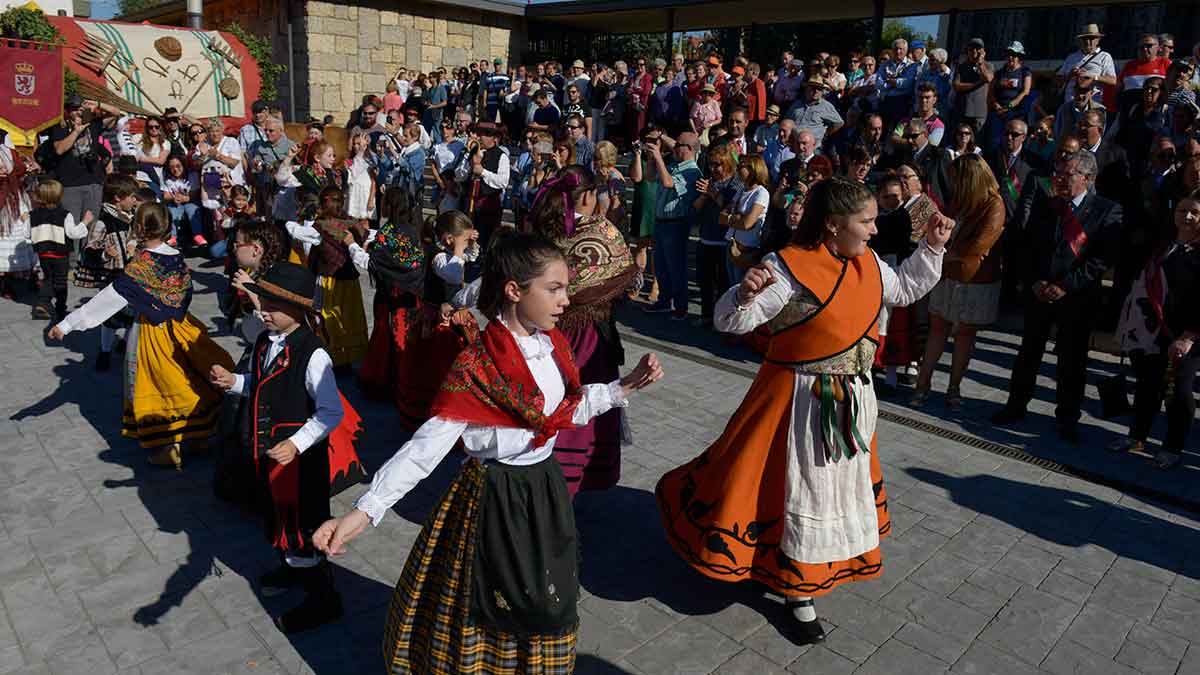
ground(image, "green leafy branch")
xmin=224 ymin=22 xmax=286 ymax=105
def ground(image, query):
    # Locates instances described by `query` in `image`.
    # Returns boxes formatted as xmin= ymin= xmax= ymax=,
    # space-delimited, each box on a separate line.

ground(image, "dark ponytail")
xmin=791 ymin=176 xmax=874 ymax=249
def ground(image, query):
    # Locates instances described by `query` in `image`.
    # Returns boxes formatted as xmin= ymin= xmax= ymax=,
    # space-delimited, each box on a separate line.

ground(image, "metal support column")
xmin=945 ymin=9 xmax=959 ymax=58
xmin=872 ymin=0 xmax=885 ymax=53
xmin=185 ymin=0 xmax=202 ymax=30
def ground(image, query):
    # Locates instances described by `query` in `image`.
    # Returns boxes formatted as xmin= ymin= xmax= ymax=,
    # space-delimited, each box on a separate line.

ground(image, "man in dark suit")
xmin=988 ymin=119 xmax=1043 ymax=303
xmin=884 ymin=119 xmax=950 ymax=206
xmin=1077 ymin=109 xmax=1129 ymax=202
xmin=991 ymin=149 xmax=1123 ymax=443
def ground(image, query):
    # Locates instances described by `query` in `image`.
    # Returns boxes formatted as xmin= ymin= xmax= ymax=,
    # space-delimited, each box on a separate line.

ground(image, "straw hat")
xmin=804 ymin=74 xmax=829 ymax=90
xmin=700 ymin=83 xmax=717 ymax=95
xmin=1076 ymin=23 xmax=1104 ymax=38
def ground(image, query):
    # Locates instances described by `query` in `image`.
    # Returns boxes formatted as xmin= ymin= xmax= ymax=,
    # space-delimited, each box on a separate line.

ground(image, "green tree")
xmin=0 ymin=6 xmax=78 ymax=96
xmin=592 ymin=32 xmax=669 ymax=64
xmin=880 ymin=20 xmax=934 ymax=50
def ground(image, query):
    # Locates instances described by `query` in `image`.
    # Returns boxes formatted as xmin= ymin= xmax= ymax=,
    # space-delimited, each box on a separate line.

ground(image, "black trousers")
xmin=1006 ymin=290 xmax=1099 ymax=424
xmin=1130 ymin=350 xmax=1200 ymax=455
xmin=37 ymin=256 xmax=70 ymax=316
xmin=696 ymin=243 xmax=729 ymax=320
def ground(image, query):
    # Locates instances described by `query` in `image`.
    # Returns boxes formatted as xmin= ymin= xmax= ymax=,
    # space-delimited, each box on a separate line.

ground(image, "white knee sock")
xmin=787 ymin=596 xmax=816 ymax=622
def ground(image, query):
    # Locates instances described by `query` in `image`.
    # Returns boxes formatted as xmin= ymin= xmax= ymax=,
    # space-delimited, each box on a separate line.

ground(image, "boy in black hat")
xmin=210 ymin=261 xmax=345 ymax=633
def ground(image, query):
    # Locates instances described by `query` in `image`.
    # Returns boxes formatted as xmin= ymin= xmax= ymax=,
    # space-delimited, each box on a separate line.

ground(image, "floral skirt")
xmin=121 ymin=313 xmax=235 ymax=451
xmin=382 ymin=458 xmax=578 ymax=675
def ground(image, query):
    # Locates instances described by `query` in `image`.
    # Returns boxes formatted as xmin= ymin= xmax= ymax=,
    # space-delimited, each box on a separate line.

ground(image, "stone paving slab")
xmin=0 ymin=258 xmax=1197 ymax=674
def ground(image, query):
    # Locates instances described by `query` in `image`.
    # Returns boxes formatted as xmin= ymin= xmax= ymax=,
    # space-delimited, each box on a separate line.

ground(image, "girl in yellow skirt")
xmin=306 ymin=187 xmax=370 ymax=368
xmin=49 ymin=202 xmax=235 ymax=469
xmin=314 ymin=233 xmax=664 ymax=675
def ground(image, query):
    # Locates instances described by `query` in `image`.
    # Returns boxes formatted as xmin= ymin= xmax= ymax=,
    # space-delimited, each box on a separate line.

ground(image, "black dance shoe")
xmin=779 ymin=615 xmax=827 ymax=646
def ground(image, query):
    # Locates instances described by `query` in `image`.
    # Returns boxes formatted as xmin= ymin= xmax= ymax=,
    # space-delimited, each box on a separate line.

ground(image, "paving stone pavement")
xmin=0 ymin=257 xmax=1199 ymax=675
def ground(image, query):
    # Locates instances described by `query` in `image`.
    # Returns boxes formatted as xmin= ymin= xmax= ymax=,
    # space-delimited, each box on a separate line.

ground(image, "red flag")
xmin=0 ymin=40 xmax=63 ymax=142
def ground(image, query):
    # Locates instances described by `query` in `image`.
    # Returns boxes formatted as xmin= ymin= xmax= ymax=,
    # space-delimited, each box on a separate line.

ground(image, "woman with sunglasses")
xmin=945 ymin=123 xmax=981 ymax=161
xmin=986 ymin=42 xmax=1033 ymax=148
xmin=132 ymin=117 xmax=172 ymax=198
xmin=627 ymin=57 xmax=654 ymax=142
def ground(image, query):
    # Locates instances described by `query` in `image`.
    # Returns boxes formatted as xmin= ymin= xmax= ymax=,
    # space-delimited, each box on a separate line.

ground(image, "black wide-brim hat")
xmin=243 ymin=262 xmax=322 ymax=314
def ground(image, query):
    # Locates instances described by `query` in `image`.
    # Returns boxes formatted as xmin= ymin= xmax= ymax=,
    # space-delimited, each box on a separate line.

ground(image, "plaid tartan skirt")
xmin=382 ymin=458 xmax=578 ymax=675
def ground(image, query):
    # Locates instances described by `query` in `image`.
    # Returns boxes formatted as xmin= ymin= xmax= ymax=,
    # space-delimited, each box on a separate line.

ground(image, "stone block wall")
xmin=300 ymin=0 xmax=525 ymax=120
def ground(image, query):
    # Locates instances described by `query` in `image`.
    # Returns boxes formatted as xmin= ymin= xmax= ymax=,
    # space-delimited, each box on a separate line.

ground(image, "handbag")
xmin=1097 ymin=356 xmax=1131 ymax=419
xmin=729 ymin=239 xmax=761 ymax=270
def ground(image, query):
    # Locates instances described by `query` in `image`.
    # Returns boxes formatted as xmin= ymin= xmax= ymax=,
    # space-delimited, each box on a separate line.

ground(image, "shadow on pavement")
xmin=907 ymin=467 xmax=1200 ymax=579
xmin=97 ymin=445 xmax=395 ymax=674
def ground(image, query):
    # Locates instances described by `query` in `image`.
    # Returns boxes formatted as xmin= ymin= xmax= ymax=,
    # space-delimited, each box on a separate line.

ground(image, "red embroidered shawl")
xmin=430 ymin=319 xmax=583 ymax=448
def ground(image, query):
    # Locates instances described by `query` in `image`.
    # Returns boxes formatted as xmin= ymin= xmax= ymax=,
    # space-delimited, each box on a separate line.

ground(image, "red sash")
xmin=1053 ymin=197 xmax=1088 ymax=257
xmin=431 ymin=320 xmax=583 ymax=448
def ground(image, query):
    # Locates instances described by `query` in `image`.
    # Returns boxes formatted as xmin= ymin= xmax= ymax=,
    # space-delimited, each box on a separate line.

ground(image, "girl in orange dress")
xmin=656 ymin=178 xmax=952 ymax=645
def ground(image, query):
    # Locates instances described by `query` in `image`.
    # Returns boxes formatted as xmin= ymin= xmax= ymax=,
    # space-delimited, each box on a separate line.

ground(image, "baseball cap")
xmin=251 ymin=100 xmax=268 ymax=113
xmin=910 ymin=40 xmax=926 ymax=50
xmin=494 ymin=57 xmax=503 ymax=65
xmin=162 ymin=106 xmax=180 ymax=119
xmin=64 ymin=94 xmax=84 ymax=110
xmin=967 ymin=38 xmax=985 ymax=49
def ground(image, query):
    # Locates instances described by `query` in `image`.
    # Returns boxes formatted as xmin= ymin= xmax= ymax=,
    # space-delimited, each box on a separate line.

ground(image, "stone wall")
xmin=300 ymin=0 xmax=525 ymax=120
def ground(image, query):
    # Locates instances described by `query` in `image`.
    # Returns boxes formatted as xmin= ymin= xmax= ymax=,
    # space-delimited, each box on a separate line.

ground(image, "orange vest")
xmin=764 ymin=244 xmax=883 ymax=366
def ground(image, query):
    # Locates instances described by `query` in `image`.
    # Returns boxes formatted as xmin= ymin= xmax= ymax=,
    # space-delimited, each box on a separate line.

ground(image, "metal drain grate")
xmin=620 ymin=330 xmax=1200 ymax=515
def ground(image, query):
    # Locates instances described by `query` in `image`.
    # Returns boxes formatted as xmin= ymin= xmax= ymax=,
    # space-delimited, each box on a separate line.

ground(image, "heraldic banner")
xmin=0 ymin=39 xmax=63 ymax=146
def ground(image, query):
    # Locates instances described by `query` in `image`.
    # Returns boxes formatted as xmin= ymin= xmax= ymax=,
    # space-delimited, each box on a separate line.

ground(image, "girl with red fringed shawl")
xmin=314 ymin=232 xmax=663 ymax=675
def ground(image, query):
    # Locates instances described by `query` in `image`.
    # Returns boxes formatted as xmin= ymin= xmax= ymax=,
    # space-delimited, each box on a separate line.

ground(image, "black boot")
xmin=259 ymin=563 xmax=298 ymax=598
xmin=275 ymin=561 xmax=343 ymax=634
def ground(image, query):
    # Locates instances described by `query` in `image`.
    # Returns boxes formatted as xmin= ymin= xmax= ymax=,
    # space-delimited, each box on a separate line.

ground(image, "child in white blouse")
xmin=312 ymin=233 xmax=663 ymax=671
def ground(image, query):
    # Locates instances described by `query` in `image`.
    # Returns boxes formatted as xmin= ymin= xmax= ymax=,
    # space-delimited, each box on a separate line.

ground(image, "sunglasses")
xmin=566 ymin=125 xmax=582 ymax=130
xmin=147 ymin=124 xmax=161 ymax=130
xmin=1006 ymin=131 xmax=1025 ymax=138
xmin=902 ymin=134 xmax=921 ymax=140
xmin=1141 ymin=44 xmax=1157 ymax=49
xmin=1146 ymin=86 xmax=1162 ymax=92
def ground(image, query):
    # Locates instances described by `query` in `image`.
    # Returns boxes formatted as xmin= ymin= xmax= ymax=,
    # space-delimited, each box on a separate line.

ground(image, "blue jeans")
xmin=167 ymin=203 xmax=201 ymax=241
xmin=653 ymin=218 xmax=690 ymax=312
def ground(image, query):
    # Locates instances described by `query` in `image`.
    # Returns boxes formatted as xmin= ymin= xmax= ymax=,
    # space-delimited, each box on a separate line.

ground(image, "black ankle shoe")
xmin=1057 ymin=422 xmax=1080 ymax=445
xmin=95 ymin=351 xmax=112 ymax=372
xmin=779 ymin=615 xmax=826 ymax=646
xmin=259 ymin=564 xmax=297 ymax=598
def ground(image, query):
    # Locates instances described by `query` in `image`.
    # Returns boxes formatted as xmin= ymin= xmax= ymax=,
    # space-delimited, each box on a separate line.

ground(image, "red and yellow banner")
xmin=0 ymin=39 xmax=63 ymax=146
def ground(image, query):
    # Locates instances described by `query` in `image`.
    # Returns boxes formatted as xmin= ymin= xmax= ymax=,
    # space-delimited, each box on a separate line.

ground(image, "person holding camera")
xmin=47 ymin=95 xmax=120 ymax=242
xmin=952 ymin=38 xmax=994 ymax=134
xmin=453 ymin=122 xmax=509 ymax=250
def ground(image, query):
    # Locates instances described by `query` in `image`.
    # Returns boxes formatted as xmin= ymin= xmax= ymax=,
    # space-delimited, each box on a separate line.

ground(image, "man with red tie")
xmin=991 ymin=149 xmax=1122 ymax=443
xmin=726 ymin=108 xmax=749 ymax=158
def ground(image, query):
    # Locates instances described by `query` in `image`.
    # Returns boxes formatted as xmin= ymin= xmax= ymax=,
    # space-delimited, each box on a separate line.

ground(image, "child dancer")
xmin=308 ymin=187 xmax=369 ymax=369
xmin=393 ymin=210 xmax=479 ymax=430
xmin=314 ymin=232 xmax=664 ymax=673
xmin=210 ymin=262 xmax=345 ymax=634
xmin=29 ymin=179 xmax=92 ymax=320
xmin=50 ymin=202 xmax=235 ymax=469
xmin=353 ymin=187 xmax=426 ymax=400
xmin=74 ymin=174 xmax=140 ymax=371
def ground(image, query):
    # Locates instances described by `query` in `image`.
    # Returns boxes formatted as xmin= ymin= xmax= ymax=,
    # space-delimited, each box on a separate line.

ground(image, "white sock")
xmin=885 ymin=366 xmax=898 ymax=387
xmin=788 ymin=597 xmax=816 ymax=622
